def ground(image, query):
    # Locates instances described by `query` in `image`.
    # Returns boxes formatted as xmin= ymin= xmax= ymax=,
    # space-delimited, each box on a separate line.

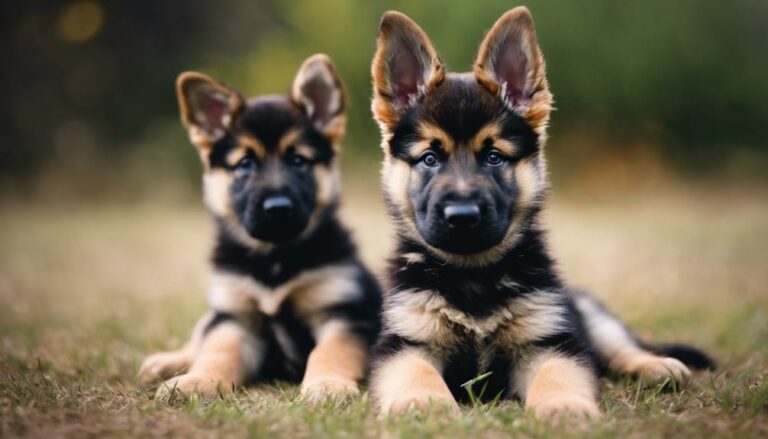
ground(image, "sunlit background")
xmin=0 ymin=2 xmax=767 ymax=435
xmin=2 ymin=0 xmax=767 ymax=200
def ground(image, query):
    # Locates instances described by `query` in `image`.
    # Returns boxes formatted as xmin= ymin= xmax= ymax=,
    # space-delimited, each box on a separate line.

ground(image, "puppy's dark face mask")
xmin=371 ymin=10 xmax=552 ymax=265
xmin=177 ymin=55 xmax=346 ymax=248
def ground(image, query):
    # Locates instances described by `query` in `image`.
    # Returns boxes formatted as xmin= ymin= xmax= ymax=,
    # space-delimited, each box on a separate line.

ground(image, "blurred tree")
xmin=0 ymin=0 xmax=283 ymax=182
xmin=1 ymin=0 xmax=766 ymax=191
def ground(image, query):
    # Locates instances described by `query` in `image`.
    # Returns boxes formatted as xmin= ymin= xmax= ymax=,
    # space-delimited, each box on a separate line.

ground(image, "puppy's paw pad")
xmin=530 ymin=395 xmax=601 ymax=420
xmin=633 ymin=356 xmax=692 ymax=386
xmin=155 ymin=374 xmax=232 ymax=400
xmin=300 ymin=378 xmax=359 ymax=404
xmin=381 ymin=391 xmax=460 ymax=416
xmin=138 ymin=351 xmax=190 ymax=384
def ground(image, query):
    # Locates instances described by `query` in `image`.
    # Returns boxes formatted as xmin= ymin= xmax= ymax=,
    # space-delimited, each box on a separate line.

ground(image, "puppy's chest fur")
xmin=208 ymin=218 xmax=362 ymax=318
xmin=208 ymin=264 xmax=362 ymax=319
xmin=385 ymin=242 xmax=568 ymax=352
xmin=384 ymin=282 xmax=568 ymax=350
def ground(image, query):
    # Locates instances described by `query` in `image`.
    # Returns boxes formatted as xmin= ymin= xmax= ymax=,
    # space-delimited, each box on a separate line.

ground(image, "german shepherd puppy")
xmin=138 ymin=55 xmax=381 ymax=403
xmin=368 ymin=8 xmax=713 ymax=418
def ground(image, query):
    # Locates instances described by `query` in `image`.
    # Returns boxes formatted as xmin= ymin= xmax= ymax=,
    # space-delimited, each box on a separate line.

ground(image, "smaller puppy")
xmin=139 ymin=54 xmax=382 ymax=403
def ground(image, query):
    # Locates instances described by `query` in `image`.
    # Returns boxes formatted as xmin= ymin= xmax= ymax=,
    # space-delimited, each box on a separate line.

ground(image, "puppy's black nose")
xmin=262 ymin=195 xmax=293 ymax=217
xmin=443 ymin=203 xmax=481 ymax=228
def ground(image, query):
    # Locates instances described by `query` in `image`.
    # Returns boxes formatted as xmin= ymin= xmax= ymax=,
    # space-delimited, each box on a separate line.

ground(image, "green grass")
xmin=1 ymin=187 xmax=767 ymax=437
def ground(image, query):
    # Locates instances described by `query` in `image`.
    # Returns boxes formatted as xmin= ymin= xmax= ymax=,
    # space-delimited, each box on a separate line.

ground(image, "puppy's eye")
xmin=485 ymin=150 xmax=506 ymax=167
xmin=419 ymin=152 xmax=440 ymax=168
xmin=289 ymin=154 xmax=309 ymax=168
xmin=236 ymin=156 xmax=257 ymax=171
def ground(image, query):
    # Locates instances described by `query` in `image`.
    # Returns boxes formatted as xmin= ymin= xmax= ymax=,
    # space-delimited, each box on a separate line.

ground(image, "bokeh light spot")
xmin=56 ymin=1 xmax=104 ymax=43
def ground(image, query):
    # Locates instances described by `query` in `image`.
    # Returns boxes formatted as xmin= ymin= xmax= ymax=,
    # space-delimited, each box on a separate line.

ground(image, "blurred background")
xmin=1 ymin=0 xmax=767 ymax=201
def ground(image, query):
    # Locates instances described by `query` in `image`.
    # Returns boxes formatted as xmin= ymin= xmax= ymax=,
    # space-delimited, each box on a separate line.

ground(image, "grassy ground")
xmin=1 ymin=185 xmax=767 ymax=438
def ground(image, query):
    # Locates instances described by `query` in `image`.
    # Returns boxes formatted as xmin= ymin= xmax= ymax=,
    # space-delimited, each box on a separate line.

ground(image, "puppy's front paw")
xmin=300 ymin=378 xmax=359 ymax=404
xmin=155 ymin=373 xmax=234 ymax=400
xmin=619 ymin=353 xmax=692 ymax=386
xmin=380 ymin=391 xmax=460 ymax=416
xmin=138 ymin=350 xmax=191 ymax=384
xmin=529 ymin=394 xmax=601 ymax=420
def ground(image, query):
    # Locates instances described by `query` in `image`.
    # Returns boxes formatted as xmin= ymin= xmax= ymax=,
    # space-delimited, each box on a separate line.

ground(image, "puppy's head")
xmin=178 ymin=54 xmax=345 ymax=249
xmin=372 ymin=8 xmax=552 ymax=266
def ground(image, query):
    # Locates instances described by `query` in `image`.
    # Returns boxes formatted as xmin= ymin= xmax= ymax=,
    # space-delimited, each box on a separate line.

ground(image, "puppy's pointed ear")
xmin=176 ymin=72 xmax=244 ymax=149
xmin=474 ymin=7 xmax=552 ymax=135
xmin=291 ymin=54 xmax=346 ymax=142
xmin=372 ymin=11 xmax=445 ymax=131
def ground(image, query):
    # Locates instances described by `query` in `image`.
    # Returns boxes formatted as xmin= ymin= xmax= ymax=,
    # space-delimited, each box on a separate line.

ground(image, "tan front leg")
xmin=156 ymin=322 xmax=253 ymax=399
xmin=138 ymin=311 xmax=214 ymax=384
xmin=300 ymin=328 xmax=367 ymax=403
xmin=523 ymin=355 xmax=600 ymax=419
xmin=138 ymin=349 xmax=193 ymax=384
xmin=371 ymin=348 xmax=459 ymax=415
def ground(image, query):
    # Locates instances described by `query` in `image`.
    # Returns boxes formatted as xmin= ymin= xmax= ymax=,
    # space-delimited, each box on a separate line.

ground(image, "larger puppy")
xmin=139 ymin=55 xmax=381 ymax=403
xmin=369 ymin=8 xmax=712 ymax=417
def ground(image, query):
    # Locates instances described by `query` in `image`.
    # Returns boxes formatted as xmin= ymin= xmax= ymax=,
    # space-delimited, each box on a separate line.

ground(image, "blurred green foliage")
xmin=1 ymin=0 xmax=766 ymax=194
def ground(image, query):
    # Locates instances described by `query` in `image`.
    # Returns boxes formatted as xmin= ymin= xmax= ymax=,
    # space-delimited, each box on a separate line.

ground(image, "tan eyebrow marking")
xmin=226 ymin=146 xmax=247 ymax=166
xmin=407 ymin=122 xmax=454 ymax=158
xmin=227 ymin=135 xmax=266 ymax=165
xmin=278 ymin=128 xmax=302 ymax=154
xmin=470 ymin=123 xmax=518 ymax=156
xmin=294 ymin=144 xmax=317 ymax=160
xmin=278 ymin=128 xmax=316 ymax=160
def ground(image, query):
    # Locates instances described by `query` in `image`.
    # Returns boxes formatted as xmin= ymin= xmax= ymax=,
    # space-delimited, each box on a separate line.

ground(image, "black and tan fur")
xmin=368 ymin=8 xmax=713 ymax=418
xmin=138 ymin=55 xmax=382 ymax=403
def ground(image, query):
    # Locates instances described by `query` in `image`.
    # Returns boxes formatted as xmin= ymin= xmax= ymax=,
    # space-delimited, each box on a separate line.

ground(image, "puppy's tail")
xmin=646 ymin=343 xmax=716 ymax=370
